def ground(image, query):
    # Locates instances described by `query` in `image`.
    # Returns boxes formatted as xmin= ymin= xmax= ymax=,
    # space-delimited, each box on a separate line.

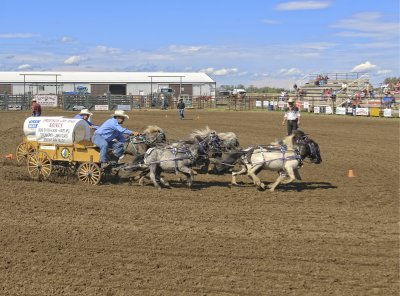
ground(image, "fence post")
xmin=85 ymin=94 xmax=89 ymax=109
xmin=27 ymin=92 xmax=32 ymax=111
xmin=107 ymin=92 xmax=112 ymax=110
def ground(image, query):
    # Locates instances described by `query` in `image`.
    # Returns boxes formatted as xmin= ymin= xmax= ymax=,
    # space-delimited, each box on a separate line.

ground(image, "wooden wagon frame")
xmin=16 ymin=137 xmax=103 ymax=185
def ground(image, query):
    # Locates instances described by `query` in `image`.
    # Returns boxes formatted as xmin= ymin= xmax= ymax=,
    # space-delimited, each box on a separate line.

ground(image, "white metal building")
xmin=0 ymin=71 xmax=216 ymax=97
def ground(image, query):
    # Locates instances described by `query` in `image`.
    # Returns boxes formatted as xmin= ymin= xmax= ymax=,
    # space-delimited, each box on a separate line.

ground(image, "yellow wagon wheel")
xmin=27 ymin=151 xmax=52 ymax=181
xmin=16 ymin=142 xmax=35 ymax=163
xmin=77 ymin=162 xmax=101 ymax=185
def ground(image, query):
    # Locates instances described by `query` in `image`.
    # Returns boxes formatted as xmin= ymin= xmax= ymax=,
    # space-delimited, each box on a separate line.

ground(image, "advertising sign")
xmin=34 ymin=95 xmax=58 ymax=107
xmin=314 ymin=106 xmax=320 ymax=114
xmin=303 ymin=101 xmax=309 ymax=110
xmin=35 ymin=118 xmax=90 ymax=144
xmin=383 ymin=109 xmax=392 ymax=117
xmin=95 ymin=105 xmax=109 ymax=111
xmin=8 ymin=104 xmax=22 ymax=110
xmin=355 ymin=107 xmax=369 ymax=116
xmin=263 ymin=100 xmax=269 ymax=107
xmin=325 ymin=106 xmax=333 ymax=114
xmin=369 ymin=108 xmax=380 ymax=117
xmin=335 ymin=107 xmax=346 ymax=115
xmin=255 ymin=101 xmax=262 ymax=107
xmin=117 ymin=105 xmax=131 ymax=111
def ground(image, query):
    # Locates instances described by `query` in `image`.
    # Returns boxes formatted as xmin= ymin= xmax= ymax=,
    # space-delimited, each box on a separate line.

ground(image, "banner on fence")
xmin=336 ymin=107 xmax=346 ymax=115
xmin=263 ymin=100 xmax=269 ymax=107
xmin=34 ymin=95 xmax=58 ymax=107
xmin=314 ymin=106 xmax=320 ymax=114
xmin=95 ymin=105 xmax=109 ymax=111
xmin=303 ymin=101 xmax=309 ymax=110
xmin=8 ymin=104 xmax=22 ymax=110
xmin=370 ymin=108 xmax=380 ymax=117
xmin=278 ymin=101 xmax=284 ymax=108
xmin=255 ymin=101 xmax=262 ymax=107
xmin=325 ymin=106 xmax=333 ymax=114
xmin=356 ymin=107 xmax=369 ymax=116
xmin=72 ymin=105 xmax=86 ymax=111
xmin=116 ymin=105 xmax=131 ymax=111
xmin=347 ymin=107 xmax=353 ymax=114
xmin=383 ymin=109 xmax=392 ymax=117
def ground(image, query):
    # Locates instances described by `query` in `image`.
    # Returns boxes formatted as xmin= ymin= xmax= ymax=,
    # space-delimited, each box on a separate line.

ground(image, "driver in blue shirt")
xmin=92 ymin=110 xmax=138 ymax=169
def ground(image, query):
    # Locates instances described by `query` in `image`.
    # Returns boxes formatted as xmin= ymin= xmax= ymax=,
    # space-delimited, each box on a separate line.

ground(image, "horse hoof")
xmin=269 ymin=188 xmax=275 ymax=192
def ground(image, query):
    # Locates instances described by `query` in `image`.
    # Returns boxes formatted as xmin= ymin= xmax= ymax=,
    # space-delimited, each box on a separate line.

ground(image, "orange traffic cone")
xmin=5 ymin=153 xmax=13 ymax=160
xmin=347 ymin=169 xmax=355 ymax=178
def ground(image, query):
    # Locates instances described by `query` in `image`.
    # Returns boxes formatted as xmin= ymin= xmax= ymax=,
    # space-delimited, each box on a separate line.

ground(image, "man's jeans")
xmin=92 ymin=134 xmax=124 ymax=163
xmin=178 ymin=109 xmax=185 ymax=119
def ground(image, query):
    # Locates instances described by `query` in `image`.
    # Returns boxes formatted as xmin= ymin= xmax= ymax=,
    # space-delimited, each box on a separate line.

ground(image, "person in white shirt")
xmin=282 ymin=98 xmax=301 ymax=135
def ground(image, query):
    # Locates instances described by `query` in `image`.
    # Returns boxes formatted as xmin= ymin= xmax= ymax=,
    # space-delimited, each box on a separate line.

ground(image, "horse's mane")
xmin=270 ymin=134 xmax=295 ymax=149
xmin=190 ymin=126 xmax=216 ymax=139
xmin=143 ymin=125 xmax=164 ymax=134
xmin=218 ymin=132 xmax=237 ymax=142
xmin=218 ymin=132 xmax=239 ymax=147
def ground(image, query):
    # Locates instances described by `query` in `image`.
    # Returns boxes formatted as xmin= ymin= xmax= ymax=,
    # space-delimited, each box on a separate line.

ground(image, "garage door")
xmin=91 ymin=84 xmax=109 ymax=96
xmin=0 ymin=84 xmax=12 ymax=94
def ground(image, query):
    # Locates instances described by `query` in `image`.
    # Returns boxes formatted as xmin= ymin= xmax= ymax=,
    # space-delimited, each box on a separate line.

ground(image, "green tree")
xmin=383 ymin=77 xmax=400 ymax=84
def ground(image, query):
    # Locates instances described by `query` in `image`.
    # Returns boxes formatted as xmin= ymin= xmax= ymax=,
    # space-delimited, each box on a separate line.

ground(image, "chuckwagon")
xmin=17 ymin=117 xmax=104 ymax=185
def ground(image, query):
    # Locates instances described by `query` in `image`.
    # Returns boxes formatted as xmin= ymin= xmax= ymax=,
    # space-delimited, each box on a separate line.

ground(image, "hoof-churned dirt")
xmin=0 ymin=110 xmax=398 ymax=295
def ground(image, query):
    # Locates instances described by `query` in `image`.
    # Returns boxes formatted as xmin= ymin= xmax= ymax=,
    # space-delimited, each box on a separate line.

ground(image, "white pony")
xmin=231 ymin=134 xmax=321 ymax=191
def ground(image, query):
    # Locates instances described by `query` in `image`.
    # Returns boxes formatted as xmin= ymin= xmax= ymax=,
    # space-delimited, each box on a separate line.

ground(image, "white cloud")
xmin=168 ymin=45 xmax=204 ymax=54
xmin=335 ymin=31 xmax=381 ymax=38
xmin=199 ymin=67 xmax=238 ymax=76
xmin=278 ymin=67 xmax=303 ymax=76
xmin=332 ymin=12 xmax=400 ymax=40
xmin=376 ymin=69 xmax=392 ymax=75
xmin=93 ymin=45 xmax=121 ymax=55
xmin=17 ymin=64 xmax=32 ymax=70
xmin=61 ymin=36 xmax=75 ymax=43
xmin=351 ymin=61 xmax=377 ymax=72
xmin=275 ymin=1 xmax=331 ymax=11
xmin=64 ymin=55 xmax=88 ymax=65
xmin=300 ymin=42 xmax=336 ymax=51
xmin=0 ymin=33 xmax=39 ymax=38
xmin=261 ymin=19 xmax=281 ymax=25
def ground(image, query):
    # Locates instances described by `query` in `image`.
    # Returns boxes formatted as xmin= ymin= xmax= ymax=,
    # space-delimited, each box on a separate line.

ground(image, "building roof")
xmin=0 ymin=71 xmax=215 ymax=84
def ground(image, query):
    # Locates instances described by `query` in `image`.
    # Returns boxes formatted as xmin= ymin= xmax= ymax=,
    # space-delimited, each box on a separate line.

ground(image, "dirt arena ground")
xmin=0 ymin=109 xmax=398 ymax=295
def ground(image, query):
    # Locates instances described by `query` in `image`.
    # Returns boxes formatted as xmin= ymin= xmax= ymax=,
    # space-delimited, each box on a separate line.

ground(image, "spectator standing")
xmin=31 ymin=99 xmax=41 ymax=117
xmin=177 ymin=98 xmax=185 ymax=120
xmin=282 ymin=98 xmax=301 ymax=135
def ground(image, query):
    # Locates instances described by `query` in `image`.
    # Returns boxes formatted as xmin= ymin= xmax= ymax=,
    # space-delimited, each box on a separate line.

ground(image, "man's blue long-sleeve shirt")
xmin=73 ymin=114 xmax=99 ymax=129
xmin=94 ymin=118 xmax=133 ymax=143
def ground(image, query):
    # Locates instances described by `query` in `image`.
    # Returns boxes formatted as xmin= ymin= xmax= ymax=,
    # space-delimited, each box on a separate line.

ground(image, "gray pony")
xmin=143 ymin=128 xmax=221 ymax=189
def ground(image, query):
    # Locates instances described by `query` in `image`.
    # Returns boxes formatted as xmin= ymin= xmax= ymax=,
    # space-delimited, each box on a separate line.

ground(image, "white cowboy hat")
xmin=79 ymin=108 xmax=93 ymax=116
xmin=287 ymin=98 xmax=295 ymax=103
xmin=32 ymin=98 xmax=37 ymax=102
xmin=112 ymin=110 xmax=130 ymax=119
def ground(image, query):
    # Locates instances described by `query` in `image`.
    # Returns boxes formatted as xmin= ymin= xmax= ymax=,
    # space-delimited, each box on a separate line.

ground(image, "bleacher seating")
xmin=291 ymin=72 xmax=372 ymax=107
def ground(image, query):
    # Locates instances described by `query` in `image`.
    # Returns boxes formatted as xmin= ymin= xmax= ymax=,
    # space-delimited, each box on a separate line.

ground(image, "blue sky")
xmin=0 ymin=0 xmax=399 ymax=87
